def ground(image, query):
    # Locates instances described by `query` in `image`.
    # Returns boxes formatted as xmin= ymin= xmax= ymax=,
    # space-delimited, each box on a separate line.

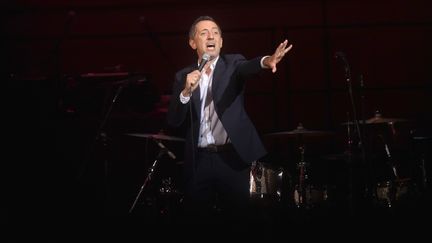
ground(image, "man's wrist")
xmin=260 ymin=55 xmax=271 ymax=69
xmin=181 ymin=89 xmax=191 ymax=97
xmin=179 ymin=90 xmax=191 ymax=104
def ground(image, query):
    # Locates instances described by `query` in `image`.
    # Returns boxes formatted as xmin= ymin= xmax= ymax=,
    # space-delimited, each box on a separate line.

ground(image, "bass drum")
xmin=374 ymin=178 xmax=416 ymax=208
xmin=249 ymin=161 xmax=284 ymax=202
xmin=293 ymin=184 xmax=328 ymax=208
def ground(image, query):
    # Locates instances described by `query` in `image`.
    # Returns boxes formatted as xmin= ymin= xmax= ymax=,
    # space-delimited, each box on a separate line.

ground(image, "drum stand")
xmin=294 ymin=142 xmax=309 ymax=208
xmin=378 ymin=134 xmax=401 ymax=208
xmin=128 ymin=139 xmax=174 ymax=213
xmin=378 ymin=133 xmax=400 ymax=180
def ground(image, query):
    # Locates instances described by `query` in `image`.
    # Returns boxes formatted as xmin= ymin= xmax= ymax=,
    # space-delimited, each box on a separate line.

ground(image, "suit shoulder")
xmin=223 ymin=54 xmax=246 ymax=61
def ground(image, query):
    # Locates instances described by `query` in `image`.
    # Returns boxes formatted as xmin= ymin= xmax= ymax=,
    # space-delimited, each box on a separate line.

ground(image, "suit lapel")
xmin=192 ymin=86 xmax=201 ymax=117
xmin=189 ymin=55 xmax=229 ymax=116
xmin=212 ymin=56 xmax=228 ymax=103
xmin=182 ymin=65 xmax=202 ymax=117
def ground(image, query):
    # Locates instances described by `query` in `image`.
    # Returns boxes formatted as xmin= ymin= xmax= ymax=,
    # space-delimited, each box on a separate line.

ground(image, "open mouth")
xmin=206 ymin=43 xmax=215 ymax=50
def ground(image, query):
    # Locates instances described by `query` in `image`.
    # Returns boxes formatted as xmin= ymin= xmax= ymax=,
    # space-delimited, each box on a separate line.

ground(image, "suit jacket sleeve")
xmin=167 ymin=69 xmax=191 ymax=128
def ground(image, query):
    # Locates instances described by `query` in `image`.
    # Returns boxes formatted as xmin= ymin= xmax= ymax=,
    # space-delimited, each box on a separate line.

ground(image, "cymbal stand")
xmin=378 ymin=134 xmax=399 ymax=180
xmin=129 ymin=140 xmax=173 ymax=213
xmin=359 ymin=75 xmax=370 ymax=198
xmin=410 ymin=132 xmax=429 ymax=192
xmin=295 ymin=138 xmax=309 ymax=208
xmin=420 ymin=155 xmax=428 ymax=190
xmin=344 ymin=112 xmax=354 ymax=215
xmin=376 ymin=134 xmax=401 ymax=206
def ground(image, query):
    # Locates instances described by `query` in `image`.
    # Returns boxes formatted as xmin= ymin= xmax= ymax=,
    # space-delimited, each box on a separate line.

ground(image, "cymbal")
xmin=265 ymin=124 xmax=334 ymax=137
xmin=125 ymin=133 xmax=185 ymax=142
xmin=341 ymin=112 xmax=409 ymax=125
xmin=365 ymin=116 xmax=409 ymax=124
xmin=413 ymin=136 xmax=431 ymax=141
xmin=340 ymin=121 xmax=366 ymax=125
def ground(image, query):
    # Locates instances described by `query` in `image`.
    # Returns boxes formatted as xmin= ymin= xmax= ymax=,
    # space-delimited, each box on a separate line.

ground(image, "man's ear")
xmin=220 ymin=37 xmax=223 ymax=49
xmin=189 ymin=39 xmax=197 ymax=50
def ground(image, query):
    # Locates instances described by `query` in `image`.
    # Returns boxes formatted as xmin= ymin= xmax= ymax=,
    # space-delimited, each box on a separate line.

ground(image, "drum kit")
xmin=262 ymin=123 xmax=335 ymax=208
xmin=124 ymin=112 xmax=428 ymax=212
xmin=257 ymin=112 xmax=425 ymax=209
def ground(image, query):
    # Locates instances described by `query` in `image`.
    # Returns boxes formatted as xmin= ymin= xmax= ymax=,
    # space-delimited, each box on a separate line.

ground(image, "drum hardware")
xmin=341 ymin=111 xmax=357 ymax=214
xmin=292 ymin=142 xmax=329 ymax=208
xmin=374 ymin=178 xmax=413 ymax=208
xmin=265 ymin=123 xmax=334 ymax=208
xmin=249 ymin=161 xmax=284 ymax=201
xmin=335 ymin=55 xmax=415 ymax=210
xmin=372 ymin=128 xmax=420 ymax=208
xmin=377 ymin=134 xmax=399 ymax=180
xmin=420 ymin=155 xmax=428 ymax=190
xmin=128 ymin=135 xmax=183 ymax=213
xmin=412 ymin=134 xmax=431 ymax=191
xmin=157 ymin=177 xmax=183 ymax=216
xmin=159 ymin=177 xmax=175 ymax=194
xmin=293 ymin=144 xmax=309 ymax=208
xmin=341 ymin=110 xmax=413 ymax=209
xmin=294 ymin=185 xmax=328 ymax=208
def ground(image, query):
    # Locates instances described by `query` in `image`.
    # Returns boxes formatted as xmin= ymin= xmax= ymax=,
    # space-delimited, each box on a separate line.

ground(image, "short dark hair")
xmin=188 ymin=16 xmax=222 ymax=39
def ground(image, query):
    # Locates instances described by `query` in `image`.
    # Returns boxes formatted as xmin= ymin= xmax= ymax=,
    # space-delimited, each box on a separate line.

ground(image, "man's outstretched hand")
xmin=264 ymin=39 xmax=293 ymax=73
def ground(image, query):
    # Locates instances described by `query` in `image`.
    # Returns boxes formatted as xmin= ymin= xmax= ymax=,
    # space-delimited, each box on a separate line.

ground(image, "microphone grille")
xmin=334 ymin=51 xmax=346 ymax=59
xmin=202 ymin=53 xmax=210 ymax=61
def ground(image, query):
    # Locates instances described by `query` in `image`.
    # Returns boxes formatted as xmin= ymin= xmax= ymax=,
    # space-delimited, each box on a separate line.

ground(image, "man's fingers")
xmin=192 ymin=78 xmax=200 ymax=88
xmin=276 ymin=40 xmax=291 ymax=57
xmin=285 ymin=44 xmax=293 ymax=53
xmin=280 ymin=39 xmax=288 ymax=49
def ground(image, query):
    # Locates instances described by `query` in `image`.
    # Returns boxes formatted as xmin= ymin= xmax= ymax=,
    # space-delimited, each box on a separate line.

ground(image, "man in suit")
xmin=167 ymin=15 xmax=292 ymax=227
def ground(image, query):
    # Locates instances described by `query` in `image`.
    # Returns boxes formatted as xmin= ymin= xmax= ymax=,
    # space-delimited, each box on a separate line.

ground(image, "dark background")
xmin=5 ymin=0 xmax=432 ymax=241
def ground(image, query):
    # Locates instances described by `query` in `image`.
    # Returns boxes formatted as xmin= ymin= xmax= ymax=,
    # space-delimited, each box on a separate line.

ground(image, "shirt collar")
xmin=209 ymin=56 xmax=219 ymax=70
xmin=197 ymin=55 xmax=219 ymax=70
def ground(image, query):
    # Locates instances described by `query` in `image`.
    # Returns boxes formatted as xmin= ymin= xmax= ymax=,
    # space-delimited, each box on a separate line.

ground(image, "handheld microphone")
xmin=189 ymin=53 xmax=210 ymax=95
xmin=334 ymin=51 xmax=351 ymax=80
xmin=334 ymin=51 xmax=346 ymax=61
xmin=198 ymin=53 xmax=210 ymax=72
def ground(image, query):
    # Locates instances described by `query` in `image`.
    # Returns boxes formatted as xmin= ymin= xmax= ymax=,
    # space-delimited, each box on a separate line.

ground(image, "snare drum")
xmin=249 ymin=161 xmax=283 ymax=200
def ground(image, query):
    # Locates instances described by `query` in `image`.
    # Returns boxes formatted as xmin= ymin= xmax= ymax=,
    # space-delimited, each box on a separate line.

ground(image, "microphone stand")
xmin=77 ymin=81 xmax=125 ymax=214
xmin=344 ymin=112 xmax=354 ymax=214
xmin=337 ymin=52 xmax=367 ymax=215
xmin=358 ymin=74 xmax=371 ymax=199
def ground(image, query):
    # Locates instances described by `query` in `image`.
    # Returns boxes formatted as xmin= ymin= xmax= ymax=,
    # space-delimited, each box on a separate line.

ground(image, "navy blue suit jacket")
xmin=167 ymin=54 xmax=267 ymax=175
